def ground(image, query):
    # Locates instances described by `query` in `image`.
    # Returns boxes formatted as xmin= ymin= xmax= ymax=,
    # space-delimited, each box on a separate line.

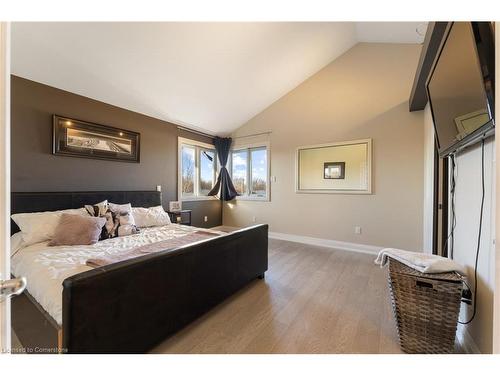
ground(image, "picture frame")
xmin=295 ymin=138 xmax=372 ymax=195
xmin=324 ymin=162 xmax=345 ymax=179
xmin=52 ymin=115 xmax=140 ymax=162
xmin=169 ymin=201 xmax=182 ymax=212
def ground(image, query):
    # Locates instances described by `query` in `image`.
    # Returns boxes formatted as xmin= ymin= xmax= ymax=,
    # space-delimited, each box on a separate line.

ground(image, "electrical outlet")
xmin=156 ymin=185 xmax=162 ymax=192
xmin=354 ymin=226 xmax=362 ymax=235
xmin=204 ymin=216 xmax=208 ymax=222
xmin=252 ymin=216 xmax=257 ymax=223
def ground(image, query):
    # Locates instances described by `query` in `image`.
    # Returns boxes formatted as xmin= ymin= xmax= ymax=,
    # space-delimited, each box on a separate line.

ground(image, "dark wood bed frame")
xmin=11 ymin=191 xmax=268 ymax=353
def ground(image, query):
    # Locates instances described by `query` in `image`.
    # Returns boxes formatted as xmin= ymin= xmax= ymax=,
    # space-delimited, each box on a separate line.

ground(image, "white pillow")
xmin=10 ymin=232 xmax=25 ymax=257
xmin=131 ymin=206 xmax=171 ymax=228
xmin=108 ymin=202 xmax=132 ymax=215
xmin=11 ymin=208 xmax=89 ymax=246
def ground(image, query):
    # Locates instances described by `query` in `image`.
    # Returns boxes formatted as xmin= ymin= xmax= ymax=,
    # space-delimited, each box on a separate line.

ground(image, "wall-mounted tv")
xmin=426 ymin=22 xmax=495 ymax=157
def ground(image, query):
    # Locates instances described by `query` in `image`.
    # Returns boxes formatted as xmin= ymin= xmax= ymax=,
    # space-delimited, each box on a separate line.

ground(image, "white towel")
xmin=375 ymin=248 xmax=466 ymax=276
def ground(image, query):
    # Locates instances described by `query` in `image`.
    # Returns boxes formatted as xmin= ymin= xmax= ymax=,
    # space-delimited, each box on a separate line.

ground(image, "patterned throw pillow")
xmin=84 ymin=200 xmax=109 ymax=218
xmin=85 ymin=200 xmax=140 ymax=240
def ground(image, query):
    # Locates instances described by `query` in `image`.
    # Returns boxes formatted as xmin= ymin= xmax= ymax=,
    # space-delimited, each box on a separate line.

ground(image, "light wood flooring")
xmin=151 ymin=238 xmax=403 ymax=354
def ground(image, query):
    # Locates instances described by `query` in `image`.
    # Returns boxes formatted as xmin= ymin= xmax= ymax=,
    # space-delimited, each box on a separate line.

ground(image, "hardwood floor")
xmin=151 ymin=238 xmax=403 ymax=354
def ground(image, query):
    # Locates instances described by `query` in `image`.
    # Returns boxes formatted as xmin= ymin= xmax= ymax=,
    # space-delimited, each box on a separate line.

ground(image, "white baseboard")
xmin=268 ymin=231 xmax=383 ymax=255
xmin=456 ymin=324 xmax=481 ymax=354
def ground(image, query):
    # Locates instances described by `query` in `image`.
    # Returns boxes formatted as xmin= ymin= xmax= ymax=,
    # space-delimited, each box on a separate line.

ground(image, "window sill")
xmin=235 ymin=196 xmax=269 ymax=202
xmin=181 ymin=196 xmax=218 ymax=202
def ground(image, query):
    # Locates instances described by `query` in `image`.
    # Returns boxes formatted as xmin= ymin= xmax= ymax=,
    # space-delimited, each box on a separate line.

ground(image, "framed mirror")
xmin=296 ymin=138 xmax=372 ymax=194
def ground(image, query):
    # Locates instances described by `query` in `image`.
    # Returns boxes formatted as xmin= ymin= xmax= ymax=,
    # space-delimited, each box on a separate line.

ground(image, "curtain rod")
xmin=177 ymin=125 xmax=215 ymax=139
xmin=178 ymin=126 xmax=271 ymax=140
xmin=233 ymin=131 xmax=272 ymax=139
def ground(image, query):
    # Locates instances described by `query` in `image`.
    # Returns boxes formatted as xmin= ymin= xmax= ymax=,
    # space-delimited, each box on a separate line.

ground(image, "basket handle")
xmin=416 ymin=280 xmax=434 ymax=289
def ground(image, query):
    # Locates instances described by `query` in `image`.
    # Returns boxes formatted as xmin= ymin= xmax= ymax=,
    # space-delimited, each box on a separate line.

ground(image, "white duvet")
xmin=11 ymin=224 xmax=223 ymax=325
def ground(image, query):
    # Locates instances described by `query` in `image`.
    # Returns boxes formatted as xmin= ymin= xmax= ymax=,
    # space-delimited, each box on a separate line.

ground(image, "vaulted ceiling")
xmin=11 ymin=22 xmax=427 ymax=135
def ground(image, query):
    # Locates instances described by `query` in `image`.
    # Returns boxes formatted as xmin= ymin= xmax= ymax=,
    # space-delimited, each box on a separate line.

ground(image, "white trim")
xmin=232 ymin=141 xmax=270 ymax=151
xmin=178 ymin=136 xmax=218 ymax=202
xmin=456 ymin=325 xmax=481 ymax=354
xmin=494 ymin=24 xmax=500 ymax=355
xmin=236 ymin=195 xmax=270 ymax=202
xmin=181 ymin=196 xmax=218 ymax=202
xmin=295 ymin=138 xmax=373 ymax=195
xmin=178 ymin=136 xmax=213 ymax=149
xmin=268 ymin=231 xmax=383 ymax=255
xmin=0 ymin=21 xmax=10 ymax=352
xmin=231 ymin=141 xmax=271 ymax=202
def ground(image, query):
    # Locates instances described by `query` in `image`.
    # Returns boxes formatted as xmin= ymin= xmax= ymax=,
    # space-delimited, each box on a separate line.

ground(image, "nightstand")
xmin=167 ymin=210 xmax=192 ymax=226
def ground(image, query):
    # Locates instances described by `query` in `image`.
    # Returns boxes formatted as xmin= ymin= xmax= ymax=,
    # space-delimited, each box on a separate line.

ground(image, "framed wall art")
xmin=296 ymin=138 xmax=372 ymax=194
xmin=53 ymin=115 xmax=140 ymax=162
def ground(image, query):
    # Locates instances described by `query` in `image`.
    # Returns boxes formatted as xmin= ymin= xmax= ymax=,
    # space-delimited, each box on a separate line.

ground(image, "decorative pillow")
xmin=84 ymin=200 xmax=109 ymax=217
xmin=131 ymin=206 xmax=171 ymax=228
xmin=117 ymin=212 xmax=138 ymax=237
xmin=48 ymin=214 xmax=106 ymax=246
xmin=108 ymin=202 xmax=132 ymax=215
xmin=86 ymin=201 xmax=139 ymax=239
xmin=11 ymin=208 xmax=89 ymax=246
xmin=108 ymin=202 xmax=140 ymax=237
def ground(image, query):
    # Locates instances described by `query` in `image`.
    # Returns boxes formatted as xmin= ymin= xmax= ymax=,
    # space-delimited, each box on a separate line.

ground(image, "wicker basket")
xmin=387 ymin=258 xmax=463 ymax=354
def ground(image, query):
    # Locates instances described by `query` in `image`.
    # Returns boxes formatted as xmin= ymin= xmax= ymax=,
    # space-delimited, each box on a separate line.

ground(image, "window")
xmin=179 ymin=138 xmax=217 ymax=200
xmin=232 ymin=149 xmax=248 ymax=195
xmin=250 ymin=148 xmax=267 ymax=197
xmin=199 ymin=149 xmax=215 ymax=195
xmin=231 ymin=145 xmax=269 ymax=200
xmin=181 ymin=145 xmax=195 ymax=197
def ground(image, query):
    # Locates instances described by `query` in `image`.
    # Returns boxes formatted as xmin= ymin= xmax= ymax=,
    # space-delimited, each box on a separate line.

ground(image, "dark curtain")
xmin=208 ymin=137 xmax=239 ymax=201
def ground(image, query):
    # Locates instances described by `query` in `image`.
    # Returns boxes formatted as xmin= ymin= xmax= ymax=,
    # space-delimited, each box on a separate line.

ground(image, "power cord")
xmin=458 ymin=138 xmax=485 ymax=325
xmin=443 ymin=153 xmax=457 ymax=259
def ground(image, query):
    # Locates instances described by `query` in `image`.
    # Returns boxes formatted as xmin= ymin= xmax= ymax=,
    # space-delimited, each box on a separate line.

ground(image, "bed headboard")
xmin=11 ymin=191 xmax=162 ymax=234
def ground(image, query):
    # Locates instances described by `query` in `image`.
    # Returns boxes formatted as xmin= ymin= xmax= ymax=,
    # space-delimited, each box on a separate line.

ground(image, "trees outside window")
xmin=231 ymin=146 xmax=268 ymax=200
xmin=180 ymin=143 xmax=216 ymax=199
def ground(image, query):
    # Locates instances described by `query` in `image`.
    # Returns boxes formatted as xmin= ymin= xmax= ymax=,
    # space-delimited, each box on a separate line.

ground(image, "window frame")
xmin=230 ymin=142 xmax=270 ymax=202
xmin=178 ymin=137 xmax=218 ymax=202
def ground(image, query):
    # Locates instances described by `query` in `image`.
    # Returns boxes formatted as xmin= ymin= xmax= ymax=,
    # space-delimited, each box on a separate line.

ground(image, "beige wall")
xmin=224 ymin=43 xmax=425 ymax=251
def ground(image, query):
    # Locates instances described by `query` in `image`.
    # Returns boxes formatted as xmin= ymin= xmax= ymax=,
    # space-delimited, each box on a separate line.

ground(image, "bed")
xmin=10 ymin=191 xmax=268 ymax=353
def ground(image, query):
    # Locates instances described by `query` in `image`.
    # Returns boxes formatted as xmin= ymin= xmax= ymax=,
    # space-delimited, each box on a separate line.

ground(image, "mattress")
xmin=11 ymin=224 xmax=223 ymax=325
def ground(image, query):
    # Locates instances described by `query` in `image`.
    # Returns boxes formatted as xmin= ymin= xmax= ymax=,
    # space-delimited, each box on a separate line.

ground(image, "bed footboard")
xmin=62 ymin=224 xmax=268 ymax=353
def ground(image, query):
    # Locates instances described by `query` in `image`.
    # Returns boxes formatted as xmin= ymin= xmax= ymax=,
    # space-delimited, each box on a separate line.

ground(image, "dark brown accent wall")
xmin=10 ymin=75 xmax=221 ymax=228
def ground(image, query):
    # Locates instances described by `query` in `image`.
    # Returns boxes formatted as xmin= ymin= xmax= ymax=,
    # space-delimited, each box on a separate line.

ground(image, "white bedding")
xmin=11 ymin=224 xmax=223 ymax=325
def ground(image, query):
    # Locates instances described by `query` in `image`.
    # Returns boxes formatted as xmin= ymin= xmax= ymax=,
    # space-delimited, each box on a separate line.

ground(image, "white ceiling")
xmin=11 ymin=22 xmax=427 ymax=135
xmin=356 ymin=22 xmax=427 ymax=44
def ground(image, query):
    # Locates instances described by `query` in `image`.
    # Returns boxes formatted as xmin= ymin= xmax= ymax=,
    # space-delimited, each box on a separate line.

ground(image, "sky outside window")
xmin=251 ymin=148 xmax=267 ymax=196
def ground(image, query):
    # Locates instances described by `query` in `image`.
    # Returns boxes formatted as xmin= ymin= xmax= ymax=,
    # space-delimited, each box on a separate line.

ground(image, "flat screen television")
xmin=427 ymin=22 xmax=495 ymax=157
